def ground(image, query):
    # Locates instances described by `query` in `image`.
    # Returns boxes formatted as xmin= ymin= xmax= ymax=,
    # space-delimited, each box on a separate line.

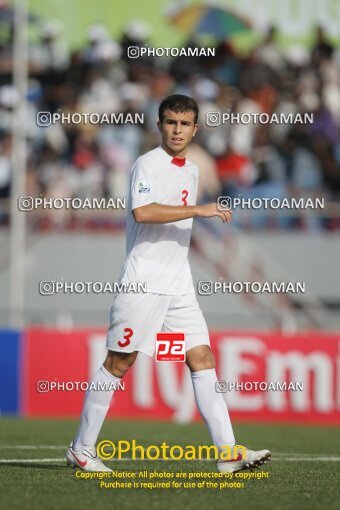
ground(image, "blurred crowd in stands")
xmin=0 ymin=8 xmax=340 ymax=230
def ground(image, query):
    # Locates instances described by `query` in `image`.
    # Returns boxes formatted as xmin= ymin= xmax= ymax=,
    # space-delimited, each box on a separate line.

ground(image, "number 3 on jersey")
xmin=181 ymin=189 xmax=188 ymax=206
xmin=118 ymin=327 xmax=133 ymax=347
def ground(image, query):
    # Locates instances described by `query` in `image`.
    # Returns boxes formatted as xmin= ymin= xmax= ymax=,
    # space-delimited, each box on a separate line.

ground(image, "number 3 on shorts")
xmin=118 ymin=327 xmax=134 ymax=347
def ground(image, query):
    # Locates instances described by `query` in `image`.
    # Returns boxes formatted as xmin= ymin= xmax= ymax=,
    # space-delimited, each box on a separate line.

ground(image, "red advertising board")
xmin=22 ymin=328 xmax=340 ymax=424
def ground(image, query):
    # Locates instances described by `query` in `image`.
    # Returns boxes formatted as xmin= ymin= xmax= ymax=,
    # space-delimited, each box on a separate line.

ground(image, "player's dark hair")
xmin=159 ymin=94 xmax=199 ymax=124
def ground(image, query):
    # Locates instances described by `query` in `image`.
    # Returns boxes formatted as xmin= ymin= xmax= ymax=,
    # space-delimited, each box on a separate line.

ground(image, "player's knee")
xmin=186 ymin=345 xmax=215 ymax=372
xmin=103 ymin=351 xmax=138 ymax=378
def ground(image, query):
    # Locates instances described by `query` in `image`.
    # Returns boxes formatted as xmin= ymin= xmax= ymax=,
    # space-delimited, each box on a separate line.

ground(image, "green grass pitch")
xmin=0 ymin=419 xmax=339 ymax=510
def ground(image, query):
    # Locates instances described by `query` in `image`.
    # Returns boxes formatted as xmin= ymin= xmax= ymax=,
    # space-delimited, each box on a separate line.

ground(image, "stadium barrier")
xmin=1 ymin=328 xmax=339 ymax=424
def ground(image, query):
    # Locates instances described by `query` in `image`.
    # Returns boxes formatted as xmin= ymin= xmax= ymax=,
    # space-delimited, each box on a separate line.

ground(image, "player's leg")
xmin=185 ymin=344 xmax=236 ymax=449
xmin=68 ymin=291 xmax=170 ymax=471
xmin=186 ymin=342 xmax=271 ymax=472
xmin=103 ymin=349 xmax=138 ymax=376
xmin=163 ymin=292 xmax=235 ymax=448
xmin=67 ymin=350 xmax=137 ymax=472
xmin=186 ymin=344 xmax=238 ymax=455
xmin=72 ymin=350 xmax=137 ymax=451
xmin=164 ymin=292 xmax=271 ymax=472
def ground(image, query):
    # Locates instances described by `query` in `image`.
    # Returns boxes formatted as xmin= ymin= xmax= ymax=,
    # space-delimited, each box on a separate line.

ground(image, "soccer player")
xmin=66 ymin=95 xmax=271 ymax=473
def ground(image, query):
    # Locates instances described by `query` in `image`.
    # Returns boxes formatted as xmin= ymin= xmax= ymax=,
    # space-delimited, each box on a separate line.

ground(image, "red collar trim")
xmin=171 ymin=157 xmax=186 ymax=167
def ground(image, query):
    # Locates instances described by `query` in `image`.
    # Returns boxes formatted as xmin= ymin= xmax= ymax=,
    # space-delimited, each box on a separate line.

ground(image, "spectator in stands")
xmin=311 ymin=25 xmax=334 ymax=66
xmin=255 ymin=25 xmax=285 ymax=71
xmin=1 ymin=15 xmax=339 ymax=230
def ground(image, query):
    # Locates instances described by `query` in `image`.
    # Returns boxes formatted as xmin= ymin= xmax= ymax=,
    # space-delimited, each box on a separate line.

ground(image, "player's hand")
xmin=196 ymin=203 xmax=232 ymax=223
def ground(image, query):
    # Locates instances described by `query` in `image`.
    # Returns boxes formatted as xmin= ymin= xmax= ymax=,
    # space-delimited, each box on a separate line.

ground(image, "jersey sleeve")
xmin=131 ymin=158 xmax=159 ymax=210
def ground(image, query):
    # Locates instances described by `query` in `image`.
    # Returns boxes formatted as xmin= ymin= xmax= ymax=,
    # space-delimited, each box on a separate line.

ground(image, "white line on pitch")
xmin=0 ymin=446 xmax=65 ymax=449
xmin=0 ymin=458 xmax=65 ymax=463
xmin=273 ymin=457 xmax=340 ymax=462
xmin=1 ymin=457 xmax=340 ymax=463
xmin=0 ymin=447 xmax=339 ymax=458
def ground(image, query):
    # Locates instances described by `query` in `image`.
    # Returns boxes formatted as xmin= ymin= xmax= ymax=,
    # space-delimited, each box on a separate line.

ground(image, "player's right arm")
xmin=133 ymin=203 xmax=232 ymax=224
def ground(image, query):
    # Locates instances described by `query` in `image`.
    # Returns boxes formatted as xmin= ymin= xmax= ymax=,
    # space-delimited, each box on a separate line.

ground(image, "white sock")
xmin=191 ymin=368 xmax=235 ymax=450
xmin=73 ymin=365 xmax=121 ymax=451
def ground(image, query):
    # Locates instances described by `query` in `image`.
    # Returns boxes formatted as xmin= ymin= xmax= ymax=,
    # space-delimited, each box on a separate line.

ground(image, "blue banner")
xmin=0 ymin=329 xmax=21 ymax=415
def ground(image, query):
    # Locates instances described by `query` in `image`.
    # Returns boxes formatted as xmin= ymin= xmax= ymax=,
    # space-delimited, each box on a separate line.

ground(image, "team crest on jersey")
xmin=138 ymin=181 xmax=151 ymax=193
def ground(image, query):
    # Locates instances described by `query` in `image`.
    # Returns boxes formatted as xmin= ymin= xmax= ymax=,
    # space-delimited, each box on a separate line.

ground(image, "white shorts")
xmin=106 ymin=290 xmax=210 ymax=357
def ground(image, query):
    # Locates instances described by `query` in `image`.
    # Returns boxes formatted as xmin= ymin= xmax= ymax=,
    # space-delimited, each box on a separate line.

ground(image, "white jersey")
xmin=119 ymin=145 xmax=199 ymax=295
